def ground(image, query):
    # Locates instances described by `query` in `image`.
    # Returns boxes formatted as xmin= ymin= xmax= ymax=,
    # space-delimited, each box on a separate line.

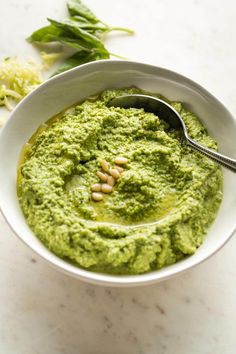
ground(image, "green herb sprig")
xmin=28 ymin=0 xmax=134 ymax=75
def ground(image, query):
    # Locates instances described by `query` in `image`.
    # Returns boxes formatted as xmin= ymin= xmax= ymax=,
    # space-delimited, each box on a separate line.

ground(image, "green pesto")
xmin=17 ymin=88 xmax=223 ymax=274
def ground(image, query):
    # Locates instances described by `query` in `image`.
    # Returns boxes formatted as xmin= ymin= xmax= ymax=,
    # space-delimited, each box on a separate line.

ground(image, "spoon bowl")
xmin=108 ymin=94 xmax=236 ymax=172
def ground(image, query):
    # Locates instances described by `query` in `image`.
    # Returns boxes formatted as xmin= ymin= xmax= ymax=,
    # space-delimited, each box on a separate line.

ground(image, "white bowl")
xmin=0 ymin=60 xmax=236 ymax=287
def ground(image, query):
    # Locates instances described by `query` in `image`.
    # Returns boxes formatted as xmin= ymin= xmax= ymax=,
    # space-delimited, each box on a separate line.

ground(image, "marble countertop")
xmin=0 ymin=0 xmax=236 ymax=353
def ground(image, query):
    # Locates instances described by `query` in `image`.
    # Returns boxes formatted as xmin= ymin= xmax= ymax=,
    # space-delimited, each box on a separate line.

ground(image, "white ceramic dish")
xmin=0 ymin=60 xmax=236 ymax=287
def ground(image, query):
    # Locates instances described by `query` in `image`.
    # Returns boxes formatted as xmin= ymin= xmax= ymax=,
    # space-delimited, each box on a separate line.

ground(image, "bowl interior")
xmin=0 ymin=60 xmax=236 ymax=286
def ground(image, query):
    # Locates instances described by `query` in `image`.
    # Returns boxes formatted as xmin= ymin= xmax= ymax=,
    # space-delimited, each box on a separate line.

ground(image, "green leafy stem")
xmin=28 ymin=0 xmax=134 ymax=75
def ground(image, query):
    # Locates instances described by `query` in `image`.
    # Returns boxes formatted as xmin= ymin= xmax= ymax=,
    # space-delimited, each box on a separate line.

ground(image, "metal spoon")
xmin=107 ymin=94 xmax=236 ymax=172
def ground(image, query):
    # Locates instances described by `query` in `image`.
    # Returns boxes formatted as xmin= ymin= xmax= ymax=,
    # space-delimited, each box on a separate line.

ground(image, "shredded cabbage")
xmin=0 ymin=57 xmax=42 ymax=111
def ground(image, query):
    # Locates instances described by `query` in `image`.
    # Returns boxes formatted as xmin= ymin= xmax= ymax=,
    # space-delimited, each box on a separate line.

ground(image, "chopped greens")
xmin=28 ymin=0 xmax=134 ymax=75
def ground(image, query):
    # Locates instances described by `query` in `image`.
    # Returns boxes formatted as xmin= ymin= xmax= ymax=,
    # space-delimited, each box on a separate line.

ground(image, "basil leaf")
xmin=59 ymin=37 xmax=92 ymax=52
xmin=27 ymin=25 xmax=63 ymax=43
xmin=67 ymin=0 xmax=99 ymax=23
xmin=52 ymin=50 xmax=109 ymax=76
xmin=28 ymin=28 xmax=92 ymax=53
xmin=27 ymin=0 xmax=133 ymax=75
xmin=47 ymin=18 xmax=108 ymax=53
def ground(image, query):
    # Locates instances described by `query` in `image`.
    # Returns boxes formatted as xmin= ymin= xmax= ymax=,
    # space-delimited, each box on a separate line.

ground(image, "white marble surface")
xmin=0 ymin=0 xmax=236 ymax=353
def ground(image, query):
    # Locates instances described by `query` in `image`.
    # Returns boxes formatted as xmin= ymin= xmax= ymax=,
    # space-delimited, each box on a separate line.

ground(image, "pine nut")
xmin=91 ymin=192 xmax=103 ymax=201
xmin=114 ymin=157 xmax=128 ymax=165
xmin=96 ymin=171 xmax=108 ymax=182
xmin=101 ymin=184 xmax=113 ymax=193
xmin=109 ymin=168 xmax=120 ymax=179
xmin=114 ymin=165 xmax=124 ymax=173
xmin=91 ymin=183 xmax=101 ymax=192
xmin=107 ymin=176 xmax=116 ymax=186
xmin=101 ymin=160 xmax=110 ymax=173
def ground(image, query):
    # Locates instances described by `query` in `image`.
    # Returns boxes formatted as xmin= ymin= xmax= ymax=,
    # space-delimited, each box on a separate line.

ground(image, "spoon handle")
xmin=187 ymin=137 xmax=236 ymax=172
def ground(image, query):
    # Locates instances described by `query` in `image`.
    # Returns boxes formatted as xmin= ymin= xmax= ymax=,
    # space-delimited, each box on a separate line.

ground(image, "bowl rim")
xmin=0 ymin=59 xmax=235 ymax=287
